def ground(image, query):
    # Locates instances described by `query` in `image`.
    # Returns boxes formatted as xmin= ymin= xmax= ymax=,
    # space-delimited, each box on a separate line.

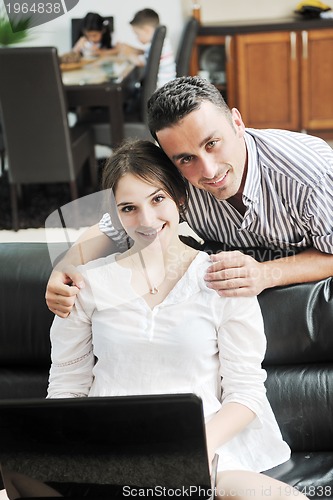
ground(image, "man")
xmin=46 ymin=76 xmax=333 ymax=317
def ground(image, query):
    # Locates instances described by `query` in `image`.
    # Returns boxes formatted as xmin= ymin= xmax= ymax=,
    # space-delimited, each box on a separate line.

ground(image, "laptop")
xmin=0 ymin=394 xmax=218 ymax=499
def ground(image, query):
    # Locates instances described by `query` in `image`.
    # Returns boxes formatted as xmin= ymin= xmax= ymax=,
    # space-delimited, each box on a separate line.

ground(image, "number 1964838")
xmin=5 ymin=3 xmax=62 ymax=14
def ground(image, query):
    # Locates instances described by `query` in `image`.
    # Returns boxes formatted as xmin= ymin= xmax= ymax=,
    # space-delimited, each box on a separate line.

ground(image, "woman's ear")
xmin=178 ymin=198 xmax=187 ymax=218
xmin=179 ymin=196 xmax=185 ymax=208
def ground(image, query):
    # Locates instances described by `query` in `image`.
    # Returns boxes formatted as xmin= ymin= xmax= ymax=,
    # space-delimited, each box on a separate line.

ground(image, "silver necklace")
xmin=129 ymin=244 xmax=192 ymax=296
xmin=137 ymin=250 xmax=159 ymax=295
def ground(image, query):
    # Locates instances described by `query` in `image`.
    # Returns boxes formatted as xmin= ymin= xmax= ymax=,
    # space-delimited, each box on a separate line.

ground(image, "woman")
xmin=47 ymin=139 xmax=307 ymax=500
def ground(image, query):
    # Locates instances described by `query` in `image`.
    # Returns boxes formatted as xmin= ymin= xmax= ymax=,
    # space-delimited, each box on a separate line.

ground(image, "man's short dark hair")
xmin=147 ymin=76 xmax=232 ymax=141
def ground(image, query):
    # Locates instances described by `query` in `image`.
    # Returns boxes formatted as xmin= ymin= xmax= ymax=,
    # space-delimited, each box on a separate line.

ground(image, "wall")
xmin=11 ymin=0 xmax=333 ymax=53
xmin=182 ymin=0 xmax=333 ymax=22
xmin=14 ymin=0 xmax=185 ymax=54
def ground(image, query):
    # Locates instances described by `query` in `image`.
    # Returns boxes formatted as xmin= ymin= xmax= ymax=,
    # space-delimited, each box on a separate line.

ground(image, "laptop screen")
xmin=0 ymin=394 xmax=215 ymax=499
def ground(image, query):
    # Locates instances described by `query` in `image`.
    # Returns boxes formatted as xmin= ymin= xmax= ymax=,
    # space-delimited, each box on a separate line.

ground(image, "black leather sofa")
xmin=0 ymin=242 xmax=332 ymax=498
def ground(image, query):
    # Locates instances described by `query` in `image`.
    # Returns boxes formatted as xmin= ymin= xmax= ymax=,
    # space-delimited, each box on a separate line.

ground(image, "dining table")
xmin=61 ymin=55 xmax=137 ymax=148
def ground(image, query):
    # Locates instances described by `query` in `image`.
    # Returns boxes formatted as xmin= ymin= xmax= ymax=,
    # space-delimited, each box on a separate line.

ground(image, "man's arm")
xmin=205 ymin=247 xmax=333 ymax=297
xmin=45 ymin=224 xmax=116 ymax=317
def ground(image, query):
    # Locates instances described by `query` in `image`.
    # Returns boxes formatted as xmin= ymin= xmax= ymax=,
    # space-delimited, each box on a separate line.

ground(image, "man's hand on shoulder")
xmin=205 ymin=247 xmax=333 ymax=296
xmin=45 ymin=222 xmax=117 ymax=317
xmin=45 ymin=265 xmax=85 ymax=318
xmin=204 ymin=251 xmax=269 ymax=297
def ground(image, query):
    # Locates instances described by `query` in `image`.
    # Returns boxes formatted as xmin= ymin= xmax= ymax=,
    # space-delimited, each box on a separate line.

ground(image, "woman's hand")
xmin=205 ymin=403 xmax=256 ymax=473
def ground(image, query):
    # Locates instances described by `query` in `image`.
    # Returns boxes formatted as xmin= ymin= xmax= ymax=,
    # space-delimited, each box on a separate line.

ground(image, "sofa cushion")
xmin=265 ymin=451 xmax=333 ymax=499
xmin=258 ymin=279 xmax=333 ymax=365
xmin=0 ymin=243 xmax=55 ymax=367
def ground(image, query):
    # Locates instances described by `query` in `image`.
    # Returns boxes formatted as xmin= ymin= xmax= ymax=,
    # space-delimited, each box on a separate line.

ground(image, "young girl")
xmin=73 ymin=12 xmax=116 ymax=58
xmin=46 ymin=140 xmax=307 ymax=500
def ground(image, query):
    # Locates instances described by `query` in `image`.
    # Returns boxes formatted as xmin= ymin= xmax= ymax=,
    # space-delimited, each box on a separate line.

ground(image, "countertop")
xmin=198 ymin=15 xmax=333 ymax=36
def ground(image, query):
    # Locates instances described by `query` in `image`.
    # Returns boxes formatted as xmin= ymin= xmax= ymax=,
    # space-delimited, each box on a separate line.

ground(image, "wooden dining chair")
xmin=175 ymin=17 xmax=199 ymax=77
xmin=0 ymin=47 xmax=97 ymax=231
xmin=91 ymin=25 xmax=167 ymax=147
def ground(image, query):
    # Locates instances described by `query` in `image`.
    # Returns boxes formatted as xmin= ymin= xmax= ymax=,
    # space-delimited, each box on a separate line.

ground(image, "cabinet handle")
xmin=225 ymin=35 xmax=232 ymax=62
xmin=302 ymin=30 xmax=308 ymax=59
xmin=290 ymin=31 xmax=297 ymax=60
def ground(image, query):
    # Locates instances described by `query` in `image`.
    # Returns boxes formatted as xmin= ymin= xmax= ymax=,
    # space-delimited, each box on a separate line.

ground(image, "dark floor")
xmin=0 ymin=160 xmax=106 ymax=231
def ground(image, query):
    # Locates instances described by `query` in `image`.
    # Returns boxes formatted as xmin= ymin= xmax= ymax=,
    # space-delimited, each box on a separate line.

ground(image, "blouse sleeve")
xmin=217 ymin=296 xmax=267 ymax=426
xmin=47 ymin=288 xmax=95 ymax=399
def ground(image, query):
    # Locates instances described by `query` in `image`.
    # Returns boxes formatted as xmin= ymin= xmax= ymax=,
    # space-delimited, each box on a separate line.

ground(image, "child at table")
xmin=117 ymin=8 xmax=176 ymax=88
xmin=73 ymin=12 xmax=117 ymax=58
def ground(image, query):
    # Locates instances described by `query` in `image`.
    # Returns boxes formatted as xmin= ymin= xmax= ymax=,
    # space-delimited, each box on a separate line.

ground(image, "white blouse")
xmin=48 ymin=251 xmax=290 ymax=472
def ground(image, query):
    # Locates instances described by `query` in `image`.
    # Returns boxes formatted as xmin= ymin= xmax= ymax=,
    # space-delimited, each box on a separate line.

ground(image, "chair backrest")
xmin=140 ymin=24 xmax=167 ymax=124
xmin=0 ymin=47 xmax=76 ymax=184
xmin=175 ymin=17 xmax=199 ymax=77
xmin=71 ymin=16 xmax=114 ymax=47
xmin=0 ymin=119 xmax=4 ymax=153
xmin=0 ymin=119 xmax=5 ymax=174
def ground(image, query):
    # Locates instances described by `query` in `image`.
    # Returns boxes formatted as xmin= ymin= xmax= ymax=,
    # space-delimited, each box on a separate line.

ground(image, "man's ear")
xmin=231 ymin=108 xmax=246 ymax=136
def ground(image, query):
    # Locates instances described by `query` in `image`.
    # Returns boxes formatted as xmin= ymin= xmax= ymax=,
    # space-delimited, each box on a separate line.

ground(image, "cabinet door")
xmin=301 ymin=28 xmax=333 ymax=130
xmin=190 ymin=35 xmax=236 ymax=108
xmin=235 ymin=31 xmax=299 ymax=130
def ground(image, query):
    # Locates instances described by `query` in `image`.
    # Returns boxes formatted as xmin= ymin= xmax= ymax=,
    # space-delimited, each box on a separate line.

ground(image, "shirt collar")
xmin=243 ymin=130 xmax=261 ymax=205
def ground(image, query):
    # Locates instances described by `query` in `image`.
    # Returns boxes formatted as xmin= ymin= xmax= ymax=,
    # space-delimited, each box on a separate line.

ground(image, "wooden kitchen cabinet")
xmin=235 ymin=31 xmax=299 ymax=130
xmin=235 ymin=28 xmax=333 ymax=131
xmin=190 ymin=21 xmax=333 ymax=133
xmin=190 ymin=35 xmax=237 ymax=108
xmin=301 ymin=28 xmax=333 ymax=130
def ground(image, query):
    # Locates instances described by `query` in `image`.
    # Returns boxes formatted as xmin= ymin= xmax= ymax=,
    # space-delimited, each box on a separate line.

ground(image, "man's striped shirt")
xmin=100 ymin=129 xmax=333 ymax=255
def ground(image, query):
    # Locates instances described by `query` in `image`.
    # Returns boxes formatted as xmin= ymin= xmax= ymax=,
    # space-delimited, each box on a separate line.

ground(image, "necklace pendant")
xmin=150 ymin=286 xmax=159 ymax=295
